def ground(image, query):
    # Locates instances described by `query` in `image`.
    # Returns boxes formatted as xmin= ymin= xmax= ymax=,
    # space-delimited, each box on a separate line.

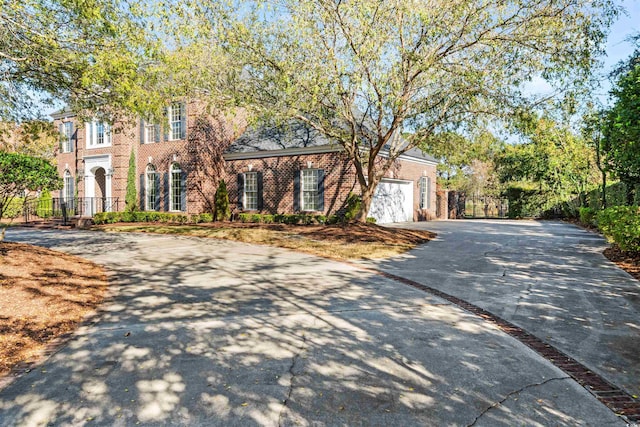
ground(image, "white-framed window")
xmin=419 ymin=176 xmax=431 ymax=209
xmin=63 ymin=170 xmax=74 ymax=202
xmin=168 ymin=102 xmax=185 ymax=141
xmin=301 ymin=169 xmax=321 ymax=211
xmin=146 ymin=164 xmax=158 ymax=211
xmin=243 ymin=172 xmax=258 ymax=210
xmin=145 ymin=123 xmax=159 ymax=144
xmin=59 ymin=122 xmax=73 ymax=153
xmin=169 ymin=163 xmax=184 ymax=211
xmin=86 ymin=120 xmax=112 ymax=148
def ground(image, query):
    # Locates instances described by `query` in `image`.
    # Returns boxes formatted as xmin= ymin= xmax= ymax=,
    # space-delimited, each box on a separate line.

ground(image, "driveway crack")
xmin=467 ymin=377 xmax=570 ymax=427
xmin=278 ymin=334 xmax=307 ymax=427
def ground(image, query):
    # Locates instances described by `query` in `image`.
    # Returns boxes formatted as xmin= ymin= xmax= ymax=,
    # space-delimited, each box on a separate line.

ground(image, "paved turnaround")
xmin=0 ymin=226 xmax=628 ymax=426
xmin=374 ymin=220 xmax=640 ymax=402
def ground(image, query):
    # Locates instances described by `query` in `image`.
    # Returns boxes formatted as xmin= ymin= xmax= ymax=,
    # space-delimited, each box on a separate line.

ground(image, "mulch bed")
xmin=603 ymin=245 xmax=640 ymax=282
xmin=0 ymin=242 xmax=108 ymax=378
xmin=102 ymin=221 xmax=437 ymax=245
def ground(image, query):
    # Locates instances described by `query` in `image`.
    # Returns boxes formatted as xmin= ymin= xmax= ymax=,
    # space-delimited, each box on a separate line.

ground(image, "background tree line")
xmin=0 ymin=0 xmax=626 ymax=222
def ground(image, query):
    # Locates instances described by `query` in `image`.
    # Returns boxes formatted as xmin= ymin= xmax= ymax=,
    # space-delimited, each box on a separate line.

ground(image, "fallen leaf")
xmin=241 ymin=403 xmax=248 ymax=407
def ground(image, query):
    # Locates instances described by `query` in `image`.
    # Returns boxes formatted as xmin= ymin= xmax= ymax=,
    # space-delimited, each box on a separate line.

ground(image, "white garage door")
xmin=368 ymin=179 xmax=414 ymax=224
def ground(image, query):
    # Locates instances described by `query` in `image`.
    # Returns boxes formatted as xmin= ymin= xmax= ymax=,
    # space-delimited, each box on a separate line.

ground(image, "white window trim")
xmin=169 ymin=163 xmax=183 ymax=212
xmin=85 ymin=120 xmax=112 ymax=148
xmin=145 ymin=165 xmax=157 ymax=211
xmin=301 ymin=169 xmax=320 ymax=212
xmin=145 ymin=123 xmax=158 ymax=144
xmin=243 ymin=172 xmax=259 ymax=211
xmin=63 ymin=170 xmax=74 ymax=202
xmin=168 ymin=102 xmax=185 ymax=141
xmin=419 ymin=176 xmax=431 ymax=210
xmin=61 ymin=122 xmax=73 ymax=153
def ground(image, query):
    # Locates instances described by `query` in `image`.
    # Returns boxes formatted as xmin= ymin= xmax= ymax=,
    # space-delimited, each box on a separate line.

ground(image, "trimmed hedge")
xmin=94 ymin=211 xmax=378 ymax=226
xmin=578 ymin=207 xmax=597 ymax=227
xmin=596 ymin=206 xmax=640 ymax=252
xmin=238 ymin=213 xmax=328 ymax=225
xmin=94 ymin=212 xmax=213 ymax=225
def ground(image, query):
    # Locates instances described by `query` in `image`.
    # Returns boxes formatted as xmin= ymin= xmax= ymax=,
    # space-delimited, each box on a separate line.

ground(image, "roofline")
xmin=224 ymin=144 xmax=342 ymax=160
xmin=224 ymin=144 xmax=438 ymax=166
xmin=394 ymin=151 xmax=438 ymax=166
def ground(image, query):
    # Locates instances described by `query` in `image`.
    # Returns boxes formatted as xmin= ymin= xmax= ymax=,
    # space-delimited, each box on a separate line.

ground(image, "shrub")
xmin=36 ymin=191 xmax=53 ymax=218
xmin=326 ymin=215 xmax=339 ymax=224
xmin=262 ymin=214 xmax=274 ymax=224
xmin=366 ymin=217 xmax=377 ymax=224
xmin=597 ymin=206 xmax=640 ymax=252
xmin=344 ymin=193 xmax=362 ymax=221
xmin=504 ymin=186 xmax=544 ymax=218
xmin=214 ymin=180 xmax=230 ymax=221
xmin=125 ymin=149 xmax=137 ymax=212
xmin=579 ymin=207 xmax=596 ymax=227
xmin=198 ymin=213 xmax=213 ymax=223
xmin=3 ymin=197 xmax=24 ymax=219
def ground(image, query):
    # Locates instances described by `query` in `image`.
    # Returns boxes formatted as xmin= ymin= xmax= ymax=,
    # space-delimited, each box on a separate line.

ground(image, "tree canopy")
xmin=176 ymin=0 xmax=617 ymax=220
xmin=602 ymin=44 xmax=640 ymax=203
xmin=0 ymin=0 xmax=157 ymax=122
xmin=0 ymin=152 xmax=61 ymax=238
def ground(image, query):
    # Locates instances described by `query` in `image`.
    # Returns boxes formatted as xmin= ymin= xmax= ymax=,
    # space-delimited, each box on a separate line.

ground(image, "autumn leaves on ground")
xmin=0 ymin=242 xmax=107 ymax=378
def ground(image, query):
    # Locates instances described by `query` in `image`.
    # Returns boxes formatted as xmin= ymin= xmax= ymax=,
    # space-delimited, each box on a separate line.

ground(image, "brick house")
xmin=52 ymin=103 xmax=437 ymax=223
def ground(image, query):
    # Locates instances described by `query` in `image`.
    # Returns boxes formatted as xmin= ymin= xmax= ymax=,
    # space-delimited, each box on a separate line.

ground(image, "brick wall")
xmin=225 ymin=152 xmax=359 ymax=216
xmin=225 ymin=153 xmax=437 ymax=220
xmin=54 ymin=107 xmax=437 ymax=221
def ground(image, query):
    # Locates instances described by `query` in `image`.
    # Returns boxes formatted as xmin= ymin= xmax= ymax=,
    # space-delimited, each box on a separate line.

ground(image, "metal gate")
xmin=459 ymin=195 xmax=509 ymax=219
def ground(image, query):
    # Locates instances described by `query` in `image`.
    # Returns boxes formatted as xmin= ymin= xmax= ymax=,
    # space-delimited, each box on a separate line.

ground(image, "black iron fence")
xmin=461 ymin=195 xmax=509 ymax=219
xmin=22 ymin=197 xmax=120 ymax=223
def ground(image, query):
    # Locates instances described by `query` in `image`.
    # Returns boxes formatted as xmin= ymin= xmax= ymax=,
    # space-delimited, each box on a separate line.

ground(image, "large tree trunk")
xmin=356 ymin=180 xmax=380 ymax=223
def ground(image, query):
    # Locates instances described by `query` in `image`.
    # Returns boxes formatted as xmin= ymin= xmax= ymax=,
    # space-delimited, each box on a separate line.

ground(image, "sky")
xmin=590 ymin=0 xmax=639 ymax=103
xmin=523 ymin=0 xmax=640 ymax=106
xmin=42 ymin=1 xmax=640 ymax=118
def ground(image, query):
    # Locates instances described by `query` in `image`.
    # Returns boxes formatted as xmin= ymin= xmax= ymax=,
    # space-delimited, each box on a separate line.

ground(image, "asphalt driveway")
xmin=377 ymin=219 xmax=640 ymax=401
xmin=0 ymin=226 xmax=628 ymax=426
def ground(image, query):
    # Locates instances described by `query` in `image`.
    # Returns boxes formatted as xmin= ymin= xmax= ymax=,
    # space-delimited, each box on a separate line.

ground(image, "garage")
xmin=368 ymin=179 xmax=414 ymax=224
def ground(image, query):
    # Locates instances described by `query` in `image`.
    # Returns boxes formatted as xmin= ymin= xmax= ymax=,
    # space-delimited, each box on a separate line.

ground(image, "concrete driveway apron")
xmin=0 ymin=227 xmax=625 ymax=426
xmin=373 ymin=219 xmax=640 ymax=404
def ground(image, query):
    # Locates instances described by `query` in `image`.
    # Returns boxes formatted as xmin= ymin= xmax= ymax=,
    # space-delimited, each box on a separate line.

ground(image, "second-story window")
xmin=169 ymin=102 xmax=186 ymax=141
xmin=86 ymin=120 xmax=112 ymax=148
xmin=146 ymin=123 xmax=158 ymax=143
xmin=59 ymin=122 xmax=73 ymax=153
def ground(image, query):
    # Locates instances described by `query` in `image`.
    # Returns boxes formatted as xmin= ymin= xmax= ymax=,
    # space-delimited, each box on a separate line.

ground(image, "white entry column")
xmin=82 ymin=155 xmax=112 ymax=217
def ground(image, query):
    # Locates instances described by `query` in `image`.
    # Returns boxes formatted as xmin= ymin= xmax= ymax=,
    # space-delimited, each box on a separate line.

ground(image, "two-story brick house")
xmin=52 ymin=103 xmax=438 ymax=223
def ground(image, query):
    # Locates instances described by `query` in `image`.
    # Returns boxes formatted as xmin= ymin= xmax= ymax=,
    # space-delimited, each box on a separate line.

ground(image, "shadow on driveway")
xmin=0 ymin=227 xmax=624 ymax=426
